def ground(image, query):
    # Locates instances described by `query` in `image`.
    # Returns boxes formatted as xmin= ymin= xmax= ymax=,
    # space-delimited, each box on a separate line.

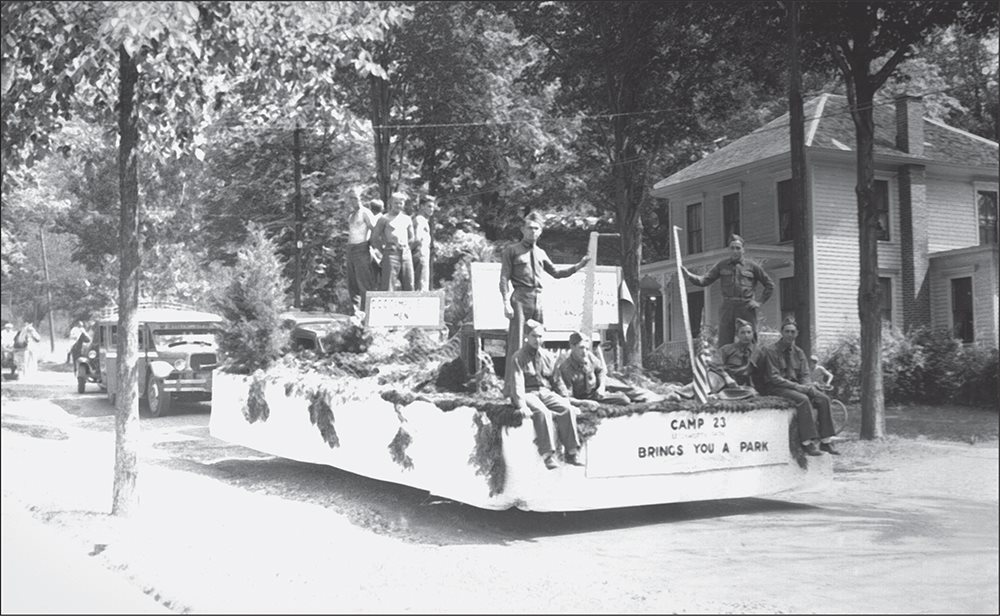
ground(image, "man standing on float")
xmin=499 ymin=211 xmax=589 ymax=397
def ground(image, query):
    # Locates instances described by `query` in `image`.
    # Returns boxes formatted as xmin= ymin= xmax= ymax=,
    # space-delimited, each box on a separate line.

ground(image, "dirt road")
xmin=2 ymin=367 xmax=997 ymax=613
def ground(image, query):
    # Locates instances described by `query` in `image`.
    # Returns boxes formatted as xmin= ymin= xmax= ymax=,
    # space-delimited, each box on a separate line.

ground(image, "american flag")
xmin=691 ymin=350 xmax=711 ymax=404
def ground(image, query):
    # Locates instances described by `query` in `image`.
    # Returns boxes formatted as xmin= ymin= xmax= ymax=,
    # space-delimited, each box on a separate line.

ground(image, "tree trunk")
xmin=849 ymin=83 xmax=886 ymax=440
xmin=113 ymin=44 xmax=142 ymax=516
xmin=368 ymin=69 xmax=392 ymax=207
xmin=788 ymin=1 xmax=813 ymax=356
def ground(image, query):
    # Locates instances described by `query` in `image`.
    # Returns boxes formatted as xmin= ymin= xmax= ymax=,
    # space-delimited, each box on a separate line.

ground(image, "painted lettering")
xmin=739 ymin=441 xmax=769 ymax=452
xmin=693 ymin=443 xmax=714 ymax=454
xmin=637 ymin=444 xmax=684 ymax=458
xmin=670 ymin=417 xmax=704 ymax=430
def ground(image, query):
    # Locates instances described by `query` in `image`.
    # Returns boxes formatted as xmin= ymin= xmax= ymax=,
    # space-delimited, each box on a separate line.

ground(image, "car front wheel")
xmin=145 ymin=377 xmax=173 ymax=418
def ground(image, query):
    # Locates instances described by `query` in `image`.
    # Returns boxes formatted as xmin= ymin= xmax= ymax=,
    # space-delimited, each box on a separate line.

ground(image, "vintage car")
xmin=282 ymin=310 xmax=353 ymax=355
xmin=91 ymin=304 xmax=223 ymax=417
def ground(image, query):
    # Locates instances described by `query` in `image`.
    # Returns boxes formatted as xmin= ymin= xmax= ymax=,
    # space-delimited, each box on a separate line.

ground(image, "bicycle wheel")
xmin=831 ymin=399 xmax=849 ymax=435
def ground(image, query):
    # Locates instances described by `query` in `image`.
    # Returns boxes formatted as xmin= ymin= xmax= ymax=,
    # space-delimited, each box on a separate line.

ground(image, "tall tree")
xmin=800 ymin=1 xmax=997 ymax=440
xmin=505 ymin=1 xmax=787 ymax=364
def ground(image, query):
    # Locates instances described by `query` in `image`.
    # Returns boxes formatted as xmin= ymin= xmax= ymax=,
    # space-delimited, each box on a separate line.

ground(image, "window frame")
xmin=878 ymin=275 xmax=893 ymax=325
xmin=974 ymin=183 xmax=999 ymax=246
xmin=777 ymin=178 xmax=794 ymax=243
xmin=779 ymin=276 xmax=797 ymax=322
xmin=722 ymin=191 xmax=741 ymax=247
xmin=686 ymin=202 xmax=703 ymax=255
xmin=874 ymin=179 xmax=891 ymax=242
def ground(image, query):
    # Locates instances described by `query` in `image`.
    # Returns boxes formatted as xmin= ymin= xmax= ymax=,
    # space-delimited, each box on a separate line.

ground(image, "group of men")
xmin=345 ymin=185 xmax=435 ymax=316
xmin=496 ymin=217 xmax=840 ymax=470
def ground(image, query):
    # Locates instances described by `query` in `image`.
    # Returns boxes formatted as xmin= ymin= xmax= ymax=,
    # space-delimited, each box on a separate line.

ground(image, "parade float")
xmin=209 ymin=232 xmax=832 ymax=512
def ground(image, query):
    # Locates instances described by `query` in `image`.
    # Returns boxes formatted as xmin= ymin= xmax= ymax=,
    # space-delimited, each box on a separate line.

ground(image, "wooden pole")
xmin=38 ymin=229 xmax=56 ymax=353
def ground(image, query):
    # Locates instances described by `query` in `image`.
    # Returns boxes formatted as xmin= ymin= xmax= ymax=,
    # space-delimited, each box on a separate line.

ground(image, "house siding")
xmin=927 ymin=178 xmax=979 ymax=252
xmin=929 ymin=246 xmax=1000 ymax=348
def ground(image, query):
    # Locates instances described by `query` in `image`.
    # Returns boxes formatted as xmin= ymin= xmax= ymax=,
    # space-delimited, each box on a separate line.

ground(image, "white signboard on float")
xmin=365 ymin=291 xmax=445 ymax=328
xmin=469 ymin=261 xmax=621 ymax=331
xmin=584 ymin=409 xmax=791 ymax=478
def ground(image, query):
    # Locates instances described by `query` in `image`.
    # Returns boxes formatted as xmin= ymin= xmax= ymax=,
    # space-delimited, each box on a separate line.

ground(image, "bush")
xmin=213 ymin=223 xmax=291 ymax=375
xmin=819 ymin=326 xmax=998 ymax=407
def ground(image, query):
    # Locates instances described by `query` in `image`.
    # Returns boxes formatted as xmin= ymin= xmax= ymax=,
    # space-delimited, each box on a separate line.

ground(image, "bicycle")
xmin=815 ymin=383 xmax=849 ymax=436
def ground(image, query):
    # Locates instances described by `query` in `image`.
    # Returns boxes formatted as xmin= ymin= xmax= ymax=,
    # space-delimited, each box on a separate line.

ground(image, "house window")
xmin=874 ymin=179 xmax=890 ymax=241
xmin=878 ymin=277 xmax=892 ymax=325
xmin=951 ymin=277 xmax=974 ymax=343
xmin=978 ymin=189 xmax=998 ymax=245
xmin=777 ymin=179 xmax=793 ymax=242
xmin=650 ymin=198 xmax=671 ymax=257
xmin=722 ymin=192 xmax=740 ymax=246
xmin=686 ymin=203 xmax=703 ymax=254
xmin=779 ymin=277 xmax=798 ymax=321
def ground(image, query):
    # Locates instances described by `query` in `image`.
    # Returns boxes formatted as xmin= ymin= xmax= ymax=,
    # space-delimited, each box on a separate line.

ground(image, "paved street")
xmin=1 ymin=368 xmax=998 ymax=614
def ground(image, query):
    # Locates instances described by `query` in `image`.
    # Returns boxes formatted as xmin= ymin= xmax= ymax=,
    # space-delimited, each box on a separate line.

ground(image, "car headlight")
xmin=87 ymin=350 xmax=97 ymax=360
xmin=173 ymin=358 xmax=187 ymax=371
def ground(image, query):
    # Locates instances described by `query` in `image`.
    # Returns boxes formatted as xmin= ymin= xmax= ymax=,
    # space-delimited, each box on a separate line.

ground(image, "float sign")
xmin=585 ymin=409 xmax=791 ymax=477
xmin=365 ymin=291 xmax=445 ymax=328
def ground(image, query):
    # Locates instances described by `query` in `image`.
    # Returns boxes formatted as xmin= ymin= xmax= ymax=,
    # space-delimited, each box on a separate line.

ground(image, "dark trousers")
xmin=719 ymin=299 xmax=759 ymax=346
xmin=770 ymin=386 xmax=835 ymax=443
xmin=504 ymin=287 xmax=543 ymax=397
xmin=380 ymin=247 xmax=413 ymax=291
xmin=523 ymin=389 xmax=581 ymax=456
xmin=347 ymin=242 xmax=379 ymax=315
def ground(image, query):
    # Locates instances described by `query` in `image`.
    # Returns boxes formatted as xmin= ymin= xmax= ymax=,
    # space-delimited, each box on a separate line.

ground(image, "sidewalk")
xmin=1 ymin=497 xmax=172 ymax=614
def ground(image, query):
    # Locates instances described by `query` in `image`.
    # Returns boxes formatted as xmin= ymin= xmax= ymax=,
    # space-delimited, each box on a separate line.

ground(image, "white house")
xmin=641 ymin=93 xmax=999 ymax=356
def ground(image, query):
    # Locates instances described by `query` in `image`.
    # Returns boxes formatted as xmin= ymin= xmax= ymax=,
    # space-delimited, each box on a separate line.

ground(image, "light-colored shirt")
xmin=371 ymin=212 xmax=414 ymax=251
xmin=412 ymin=214 xmax=430 ymax=256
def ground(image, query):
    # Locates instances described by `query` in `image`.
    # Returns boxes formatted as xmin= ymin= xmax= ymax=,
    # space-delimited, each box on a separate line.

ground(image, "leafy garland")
xmin=469 ymin=411 xmax=506 ymax=497
xmin=388 ymin=427 xmax=414 ymax=470
xmin=243 ymin=371 xmax=272 ymax=424
xmin=307 ymin=389 xmax=339 ymax=449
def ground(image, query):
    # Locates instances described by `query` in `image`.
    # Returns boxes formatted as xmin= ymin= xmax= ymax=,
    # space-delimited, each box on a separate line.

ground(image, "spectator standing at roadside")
xmin=345 ymin=185 xmax=380 ymax=316
xmin=16 ymin=322 xmax=41 ymax=376
xmin=681 ymin=234 xmax=774 ymax=346
xmin=499 ymin=211 xmax=589 ymax=397
xmin=510 ymin=319 xmax=584 ymax=470
xmin=67 ymin=320 xmax=86 ymax=364
xmin=412 ymin=194 xmax=434 ymax=291
xmin=761 ymin=316 xmax=839 ymax=456
xmin=371 ymin=191 xmax=415 ymax=291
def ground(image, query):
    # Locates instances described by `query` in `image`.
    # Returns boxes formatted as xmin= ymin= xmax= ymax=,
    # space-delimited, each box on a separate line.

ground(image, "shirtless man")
xmin=346 ymin=185 xmax=379 ymax=315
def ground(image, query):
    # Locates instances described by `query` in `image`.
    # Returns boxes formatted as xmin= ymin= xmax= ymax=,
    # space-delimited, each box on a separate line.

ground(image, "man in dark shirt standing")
xmin=761 ymin=316 xmax=839 ymax=456
xmin=510 ymin=320 xmax=584 ymax=469
xmin=499 ymin=211 xmax=588 ymax=397
xmin=682 ymin=234 xmax=774 ymax=346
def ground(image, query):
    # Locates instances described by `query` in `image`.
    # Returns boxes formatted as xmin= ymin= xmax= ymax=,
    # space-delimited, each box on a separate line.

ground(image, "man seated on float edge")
xmin=556 ymin=331 xmax=665 ymax=406
xmin=761 ymin=316 xmax=839 ymax=456
xmin=718 ymin=318 xmax=760 ymax=390
xmin=509 ymin=319 xmax=584 ymax=470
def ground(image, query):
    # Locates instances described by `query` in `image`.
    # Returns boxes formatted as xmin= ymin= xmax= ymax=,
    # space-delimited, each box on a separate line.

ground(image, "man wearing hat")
xmin=371 ymin=190 xmax=415 ymax=291
xmin=510 ymin=319 xmax=584 ymax=470
xmin=499 ymin=210 xmax=589 ymax=397
xmin=760 ymin=316 xmax=839 ymax=456
xmin=411 ymin=193 xmax=435 ymax=291
xmin=681 ymin=233 xmax=774 ymax=346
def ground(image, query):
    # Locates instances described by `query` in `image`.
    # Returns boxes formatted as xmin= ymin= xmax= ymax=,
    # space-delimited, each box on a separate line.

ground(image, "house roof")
xmin=654 ymin=93 xmax=999 ymax=191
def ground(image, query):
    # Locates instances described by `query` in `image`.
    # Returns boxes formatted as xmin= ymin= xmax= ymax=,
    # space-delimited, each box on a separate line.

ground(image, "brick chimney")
xmin=895 ymin=94 xmax=924 ymax=157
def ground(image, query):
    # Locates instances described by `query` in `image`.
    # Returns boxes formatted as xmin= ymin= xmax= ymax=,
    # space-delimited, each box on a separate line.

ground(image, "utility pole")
xmin=38 ymin=229 xmax=55 ymax=353
xmin=788 ymin=0 xmax=813 ymax=356
xmin=293 ymin=123 xmax=303 ymax=308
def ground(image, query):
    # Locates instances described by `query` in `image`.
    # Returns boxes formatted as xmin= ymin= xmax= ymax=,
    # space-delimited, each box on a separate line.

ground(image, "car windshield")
xmin=152 ymin=328 xmax=218 ymax=349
